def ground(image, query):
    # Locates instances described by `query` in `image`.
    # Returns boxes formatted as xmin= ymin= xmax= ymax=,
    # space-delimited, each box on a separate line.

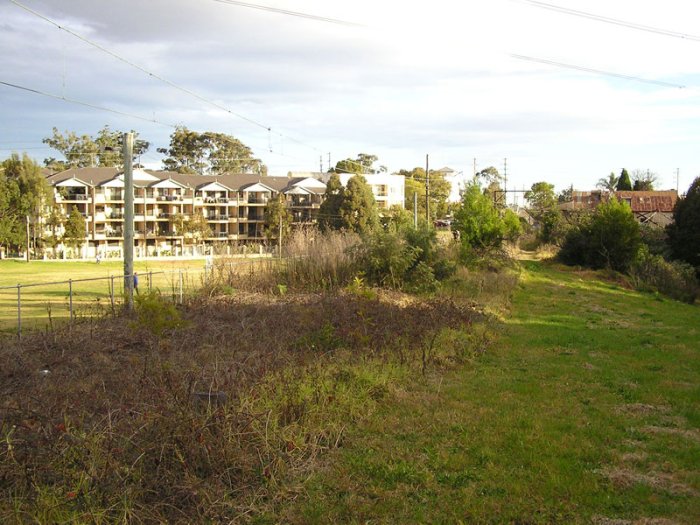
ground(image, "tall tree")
xmin=617 ymin=168 xmax=633 ymax=191
xmin=157 ymin=127 xmax=265 ymax=175
xmin=0 ymin=154 xmax=50 ymax=254
xmin=401 ymin=167 xmax=451 ymax=221
xmin=0 ymin=168 xmax=21 ymax=255
xmin=318 ymin=173 xmax=344 ymax=231
xmin=454 ymin=180 xmax=521 ymax=252
xmin=632 ymin=169 xmax=658 ymax=191
xmin=476 ymin=166 xmax=503 ymax=186
xmin=263 ymin=194 xmax=292 ymax=243
xmin=558 ymin=184 xmax=574 ymax=203
xmin=331 ymin=153 xmax=385 ymax=175
xmin=339 ymin=175 xmax=379 ymax=234
xmin=525 ymin=181 xmax=562 ymax=244
xmin=43 ymin=126 xmax=149 ymax=170
xmin=63 ymin=205 xmax=86 ymax=251
xmin=667 ymin=177 xmax=700 ymax=275
xmin=171 ymin=211 xmax=212 ymax=243
xmin=597 ymin=172 xmax=618 ymax=193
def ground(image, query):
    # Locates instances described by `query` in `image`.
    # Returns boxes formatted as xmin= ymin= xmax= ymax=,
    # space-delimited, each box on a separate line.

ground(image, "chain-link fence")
xmin=0 ymin=257 xmax=278 ymax=338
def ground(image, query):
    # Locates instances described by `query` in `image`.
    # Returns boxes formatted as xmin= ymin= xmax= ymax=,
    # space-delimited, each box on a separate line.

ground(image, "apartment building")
xmin=47 ymin=168 xmax=326 ymax=257
xmin=316 ymin=172 xmax=405 ymax=210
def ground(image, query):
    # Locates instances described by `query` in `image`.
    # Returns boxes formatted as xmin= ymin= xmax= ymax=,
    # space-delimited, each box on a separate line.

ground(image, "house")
xmin=435 ymin=167 xmax=467 ymax=203
xmin=615 ymin=191 xmax=678 ymax=228
xmin=558 ymin=189 xmax=678 ymax=228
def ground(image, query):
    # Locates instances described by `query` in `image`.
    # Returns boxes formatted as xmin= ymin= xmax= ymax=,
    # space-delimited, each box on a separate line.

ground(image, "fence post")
xmin=69 ymin=279 xmax=73 ymax=322
xmin=148 ymin=271 xmax=152 ymax=292
xmin=179 ymin=269 xmax=183 ymax=304
xmin=17 ymin=284 xmax=21 ymax=340
xmin=109 ymin=275 xmax=115 ymax=313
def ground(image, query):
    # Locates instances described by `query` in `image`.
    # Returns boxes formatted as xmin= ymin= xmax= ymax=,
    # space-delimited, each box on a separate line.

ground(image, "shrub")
xmin=131 ymin=291 xmax=185 ymax=339
xmin=629 ymin=247 xmax=699 ymax=303
xmin=453 ymin=181 xmax=521 ymax=253
xmin=559 ymin=198 xmax=641 ymax=272
xmin=667 ymin=176 xmax=700 ymax=276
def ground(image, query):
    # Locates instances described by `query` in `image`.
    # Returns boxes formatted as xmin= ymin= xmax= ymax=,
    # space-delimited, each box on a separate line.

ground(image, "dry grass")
xmin=0 ymin=280 xmax=486 ymax=523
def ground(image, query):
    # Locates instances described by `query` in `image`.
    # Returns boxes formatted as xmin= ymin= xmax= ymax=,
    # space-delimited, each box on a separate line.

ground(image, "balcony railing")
xmin=247 ymin=197 xmax=269 ymax=204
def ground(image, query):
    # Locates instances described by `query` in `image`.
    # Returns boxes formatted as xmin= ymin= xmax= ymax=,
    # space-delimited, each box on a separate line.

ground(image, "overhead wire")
xmin=515 ymin=0 xmax=700 ymax=42
xmin=8 ymin=0 xmax=327 ymax=156
xmin=509 ymin=54 xmax=686 ymax=89
xmin=211 ymin=0 xmax=362 ymax=27
xmin=0 ymin=80 xmax=180 ymax=126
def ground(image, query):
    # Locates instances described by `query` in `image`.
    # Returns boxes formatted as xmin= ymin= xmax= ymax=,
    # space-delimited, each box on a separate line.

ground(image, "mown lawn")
xmin=0 ymin=259 xmax=208 ymax=332
xmin=269 ymin=260 xmax=700 ymax=524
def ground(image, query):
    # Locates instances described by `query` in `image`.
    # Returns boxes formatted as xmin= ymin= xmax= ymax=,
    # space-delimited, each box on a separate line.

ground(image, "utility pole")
xmin=328 ymin=152 xmax=331 ymax=172
xmin=278 ymin=196 xmax=283 ymax=259
xmin=503 ymin=157 xmax=508 ymax=207
xmin=473 ymin=158 xmax=477 ymax=178
xmin=425 ymin=154 xmax=430 ymax=223
xmin=123 ymin=132 xmax=135 ymax=311
xmin=413 ymin=192 xmax=418 ymax=228
xmin=676 ymin=168 xmax=680 ymax=193
xmin=320 ymin=155 xmax=323 ymax=173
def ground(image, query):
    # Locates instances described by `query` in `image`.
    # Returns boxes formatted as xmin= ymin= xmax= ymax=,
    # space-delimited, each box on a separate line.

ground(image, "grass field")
xmin=0 ymin=258 xmax=208 ymax=333
xmin=268 ymin=260 xmax=700 ymax=524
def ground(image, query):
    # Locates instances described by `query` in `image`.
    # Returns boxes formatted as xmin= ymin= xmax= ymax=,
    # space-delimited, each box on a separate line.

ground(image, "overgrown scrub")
xmin=629 ymin=246 xmax=699 ymax=304
xmin=202 ymin=229 xmax=361 ymax=294
xmin=559 ymin=198 xmax=641 ymax=272
xmin=357 ymin=222 xmax=456 ymax=293
xmin=0 ymin=285 xmax=488 ymax=523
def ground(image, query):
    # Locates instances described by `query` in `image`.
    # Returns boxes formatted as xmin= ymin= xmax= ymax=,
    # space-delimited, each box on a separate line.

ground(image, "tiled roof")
xmin=47 ymin=167 xmax=327 ymax=194
xmin=615 ymin=191 xmax=678 ymax=213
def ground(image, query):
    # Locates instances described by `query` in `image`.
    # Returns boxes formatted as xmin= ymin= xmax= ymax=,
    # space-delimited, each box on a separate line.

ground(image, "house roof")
xmin=615 ymin=191 xmax=678 ymax=213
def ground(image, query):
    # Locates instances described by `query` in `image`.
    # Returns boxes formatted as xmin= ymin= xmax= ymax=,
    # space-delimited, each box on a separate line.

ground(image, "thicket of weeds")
xmin=0 ymin=277 xmax=491 ymax=523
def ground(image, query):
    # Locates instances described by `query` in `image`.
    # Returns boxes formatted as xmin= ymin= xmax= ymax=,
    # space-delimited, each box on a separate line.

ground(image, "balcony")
xmin=62 ymin=193 xmax=89 ymax=201
xmin=157 ymin=194 xmax=183 ymax=202
xmin=108 ymin=212 xmax=124 ymax=219
xmin=247 ymin=196 xmax=269 ymax=205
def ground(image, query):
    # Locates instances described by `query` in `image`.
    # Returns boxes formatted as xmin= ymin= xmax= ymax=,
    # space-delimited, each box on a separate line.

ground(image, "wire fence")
xmin=0 ymin=257 xmax=276 ymax=339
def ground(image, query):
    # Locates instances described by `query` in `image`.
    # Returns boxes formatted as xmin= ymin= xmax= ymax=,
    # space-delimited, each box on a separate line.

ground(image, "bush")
xmin=667 ymin=176 xmax=700 ymax=276
xmin=453 ymin=181 xmax=521 ymax=253
xmin=629 ymin=247 xmax=699 ymax=304
xmin=559 ymin=198 xmax=641 ymax=272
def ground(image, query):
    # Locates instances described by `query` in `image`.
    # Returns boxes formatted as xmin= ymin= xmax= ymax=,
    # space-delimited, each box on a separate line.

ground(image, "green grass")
xmin=0 ymin=259 xmax=207 ymax=332
xmin=268 ymin=260 xmax=700 ymax=524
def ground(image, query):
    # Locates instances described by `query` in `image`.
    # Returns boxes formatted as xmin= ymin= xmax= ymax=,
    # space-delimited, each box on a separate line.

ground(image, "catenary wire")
xmin=509 ymin=54 xmax=686 ymax=89
xmin=211 ymin=0 xmax=362 ymax=27
xmin=0 ymin=80 xmax=180 ymax=126
xmin=8 ymin=0 xmax=327 ymax=155
xmin=515 ymin=0 xmax=700 ymax=42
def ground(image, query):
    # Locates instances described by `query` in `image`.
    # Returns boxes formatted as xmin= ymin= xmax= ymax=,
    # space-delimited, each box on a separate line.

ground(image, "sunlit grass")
xmin=268 ymin=260 xmax=700 ymax=524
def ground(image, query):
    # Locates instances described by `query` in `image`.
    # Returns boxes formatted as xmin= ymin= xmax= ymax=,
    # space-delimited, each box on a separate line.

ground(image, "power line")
xmin=0 ymin=80 xmax=179 ymax=126
xmin=212 ymin=0 xmax=362 ymax=27
xmin=516 ymin=0 xmax=700 ymax=42
xmin=8 ymin=0 xmax=325 ymax=155
xmin=509 ymin=54 xmax=686 ymax=89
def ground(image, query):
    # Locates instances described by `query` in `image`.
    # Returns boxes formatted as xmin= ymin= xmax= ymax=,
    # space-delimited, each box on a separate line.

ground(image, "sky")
xmin=1 ymin=0 xmax=700 ymax=202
